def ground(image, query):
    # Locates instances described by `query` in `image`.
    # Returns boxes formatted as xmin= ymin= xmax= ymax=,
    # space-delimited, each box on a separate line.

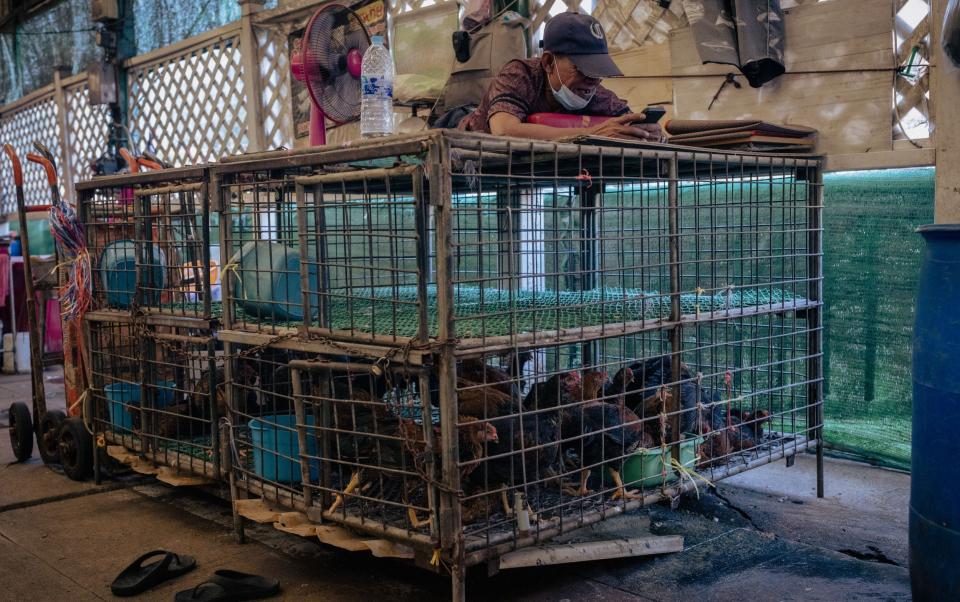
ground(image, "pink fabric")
xmin=44 ymin=297 xmax=62 ymax=354
xmin=0 ymin=252 xmax=9 ymax=308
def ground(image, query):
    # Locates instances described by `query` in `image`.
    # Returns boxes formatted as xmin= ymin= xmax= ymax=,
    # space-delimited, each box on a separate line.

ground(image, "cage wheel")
xmin=8 ymin=402 xmax=33 ymax=462
xmin=58 ymin=418 xmax=93 ymax=481
xmin=38 ymin=410 xmax=66 ymax=465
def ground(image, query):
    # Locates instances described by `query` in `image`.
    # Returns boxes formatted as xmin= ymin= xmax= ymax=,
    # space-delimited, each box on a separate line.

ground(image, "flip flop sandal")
xmin=111 ymin=550 xmax=197 ymax=597
xmin=175 ymin=570 xmax=280 ymax=601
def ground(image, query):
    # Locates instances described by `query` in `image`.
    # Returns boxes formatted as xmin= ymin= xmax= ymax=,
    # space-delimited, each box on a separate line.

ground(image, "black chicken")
xmin=563 ymin=370 xmax=647 ymax=500
xmin=469 ymin=404 xmax=563 ymax=516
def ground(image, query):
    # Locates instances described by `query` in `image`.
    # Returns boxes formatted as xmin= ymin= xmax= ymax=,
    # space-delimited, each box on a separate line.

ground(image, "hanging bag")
xmin=944 ymin=0 xmax=960 ymax=68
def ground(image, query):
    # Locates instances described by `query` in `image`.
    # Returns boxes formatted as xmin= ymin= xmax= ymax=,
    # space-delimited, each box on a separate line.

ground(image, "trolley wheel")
xmin=38 ymin=410 xmax=66 ymax=465
xmin=8 ymin=402 xmax=33 ymax=462
xmin=58 ymin=418 xmax=92 ymax=481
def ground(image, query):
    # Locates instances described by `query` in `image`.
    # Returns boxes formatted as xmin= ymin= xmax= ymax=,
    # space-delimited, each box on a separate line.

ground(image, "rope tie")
xmin=221 ymin=261 xmax=249 ymax=302
xmin=669 ymin=455 xmax=714 ymax=498
xmin=725 ymin=371 xmax=734 ymax=430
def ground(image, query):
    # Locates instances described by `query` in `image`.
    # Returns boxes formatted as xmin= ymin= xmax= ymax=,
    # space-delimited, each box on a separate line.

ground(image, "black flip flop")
xmin=175 ymin=570 xmax=280 ymax=601
xmin=111 ymin=550 xmax=197 ymax=597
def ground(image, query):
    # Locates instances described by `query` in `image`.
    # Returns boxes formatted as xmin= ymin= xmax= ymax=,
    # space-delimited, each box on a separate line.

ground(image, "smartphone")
xmin=636 ymin=106 xmax=666 ymax=124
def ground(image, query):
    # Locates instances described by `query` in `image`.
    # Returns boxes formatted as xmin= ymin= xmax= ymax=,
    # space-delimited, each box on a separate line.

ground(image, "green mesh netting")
xmin=217 ymin=285 xmax=804 ymax=339
xmin=822 ymin=167 xmax=934 ymax=470
xmin=107 ymin=432 xmax=213 ymax=463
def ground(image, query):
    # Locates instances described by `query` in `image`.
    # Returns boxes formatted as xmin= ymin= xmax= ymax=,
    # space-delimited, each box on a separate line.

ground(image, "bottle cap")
xmin=371 ymin=35 xmax=384 ymax=45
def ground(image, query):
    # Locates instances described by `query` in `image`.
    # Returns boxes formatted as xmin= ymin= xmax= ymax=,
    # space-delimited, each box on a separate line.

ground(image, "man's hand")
xmin=591 ymin=113 xmax=664 ymax=141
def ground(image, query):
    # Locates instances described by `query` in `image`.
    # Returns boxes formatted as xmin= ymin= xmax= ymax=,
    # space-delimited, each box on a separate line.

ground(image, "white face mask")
xmin=550 ymin=60 xmax=596 ymax=111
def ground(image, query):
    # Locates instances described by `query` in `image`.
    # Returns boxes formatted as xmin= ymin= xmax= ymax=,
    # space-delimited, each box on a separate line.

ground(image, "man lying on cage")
xmin=456 ymin=11 xmax=664 ymax=142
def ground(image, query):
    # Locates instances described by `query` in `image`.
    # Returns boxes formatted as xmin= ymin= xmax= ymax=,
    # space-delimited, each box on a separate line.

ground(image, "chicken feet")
xmin=327 ymin=470 xmax=362 ymax=514
xmin=608 ymin=467 xmax=642 ymax=501
xmin=561 ymin=469 xmax=593 ymax=497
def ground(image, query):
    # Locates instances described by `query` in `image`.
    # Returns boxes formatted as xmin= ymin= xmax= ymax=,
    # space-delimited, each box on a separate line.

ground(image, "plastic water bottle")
xmin=360 ymin=36 xmax=395 ymax=138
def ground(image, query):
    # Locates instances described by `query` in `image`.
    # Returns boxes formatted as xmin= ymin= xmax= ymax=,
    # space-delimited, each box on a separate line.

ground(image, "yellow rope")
xmin=220 ymin=261 xmax=248 ymax=301
xmin=669 ymin=455 xmax=715 ymax=499
xmin=694 ymin=286 xmax=705 ymax=319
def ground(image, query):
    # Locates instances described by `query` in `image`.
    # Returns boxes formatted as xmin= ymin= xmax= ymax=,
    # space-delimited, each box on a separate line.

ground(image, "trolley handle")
xmin=119 ymin=148 xmax=140 ymax=173
xmin=25 ymin=153 xmax=57 ymax=187
xmin=2 ymin=144 xmax=23 ymax=186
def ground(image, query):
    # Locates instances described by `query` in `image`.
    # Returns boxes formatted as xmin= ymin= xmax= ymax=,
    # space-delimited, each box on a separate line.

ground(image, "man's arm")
xmin=489 ymin=112 xmax=663 ymax=141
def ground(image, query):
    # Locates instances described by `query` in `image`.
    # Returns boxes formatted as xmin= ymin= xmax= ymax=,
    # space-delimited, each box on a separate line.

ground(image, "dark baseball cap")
xmin=541 ymin=12 xmax=623 ymax=78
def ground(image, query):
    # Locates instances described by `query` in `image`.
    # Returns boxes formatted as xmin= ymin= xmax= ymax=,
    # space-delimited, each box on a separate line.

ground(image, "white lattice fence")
xmin=256 ymin=25 xmax=294 ymax=149
xmin=126 ymin=25 xmax=249 ymax=167
xmin=894 ymin=0 xmax=930 ymax=140
xmin=64 ymin=81 xmax=111 ymax=185
xmin=0 ymin=93 xmax=63 ymax=212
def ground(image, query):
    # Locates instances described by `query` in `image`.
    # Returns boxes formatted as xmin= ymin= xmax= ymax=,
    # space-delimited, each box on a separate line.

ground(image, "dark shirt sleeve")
xmin=484 ymin=60 xmax=537 ymax=124
xmin=586 ymin=85 xmax=630 ymax=116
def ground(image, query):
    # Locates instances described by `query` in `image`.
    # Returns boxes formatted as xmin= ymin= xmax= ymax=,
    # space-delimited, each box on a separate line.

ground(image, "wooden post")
xmin=239 ymin=0 xmax=267 ymax=153
xmin=932 ymin=0 xmax=960 ymax=223
xmin=52 ymin=69 xmax=76 ymax=194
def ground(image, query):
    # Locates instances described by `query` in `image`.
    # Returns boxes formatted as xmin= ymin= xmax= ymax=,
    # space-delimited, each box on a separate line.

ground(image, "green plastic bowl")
xmin=616 ymin=434 xmax=705 ymax=489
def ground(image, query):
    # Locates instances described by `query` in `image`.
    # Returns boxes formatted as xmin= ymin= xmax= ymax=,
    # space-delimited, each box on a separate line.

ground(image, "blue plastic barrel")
xmin=911 ymin=224 xmax=960 ymax=601
xmin=248 ymin=414 xmax=319 ymax=484
xmin=229 ymin=241 xmax=319 ymax=322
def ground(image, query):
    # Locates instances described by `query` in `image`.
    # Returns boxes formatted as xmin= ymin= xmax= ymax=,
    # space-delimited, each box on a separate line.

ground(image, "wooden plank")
xmin=605 ymin=42 xmax=674 ymax=117
xmin=669 ymin=0 xmax=896 ymax=156
xmin=932 ymin=0 xmax=960 ymax=222
xmin=825 ymin=148 xmax=935 ymax=171
xmin=498 ymin=535 xmax=685 ymax=569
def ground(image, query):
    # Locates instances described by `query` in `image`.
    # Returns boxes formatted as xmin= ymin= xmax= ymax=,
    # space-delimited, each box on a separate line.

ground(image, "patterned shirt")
xmin=458 ymin=58 xmax=630 ymax=133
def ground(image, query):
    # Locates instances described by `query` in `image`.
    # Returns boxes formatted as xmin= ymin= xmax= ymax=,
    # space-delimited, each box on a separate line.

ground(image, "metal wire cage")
xmin=86 ymin=314 xmax=222 ymax=478
xmin=169 ymin=132 xmax=821 ymax=599
xmin=212 ymin=134 xmax=819 ymax=346
xmin=71 ymin=131 xmax=822 ymax=597
xmin=223 ymin=339 xmax=444 ymax=552
xmin=216 ymin=161 xmax=315 ymax=334
xmin=76 ymin=167 xmax=214 ymax=316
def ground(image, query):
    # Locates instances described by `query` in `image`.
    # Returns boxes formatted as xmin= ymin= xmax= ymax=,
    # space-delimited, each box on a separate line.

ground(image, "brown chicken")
xmin=459 ymin=358 xmax=515 ymax=395
xmin=394 ymin=414 xmax=499 ymax=528
xmin=457 ymin=377 xmax=515 ymax=418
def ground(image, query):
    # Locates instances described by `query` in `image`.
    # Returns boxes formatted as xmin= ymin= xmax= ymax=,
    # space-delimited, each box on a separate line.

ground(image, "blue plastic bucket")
xmin=100 ymin=240 xmax=166 ymax=308
xmin=248 ymin=413 xmax=319 ymax=484
xmin=104 ymin=380 xmax=176 ymax=432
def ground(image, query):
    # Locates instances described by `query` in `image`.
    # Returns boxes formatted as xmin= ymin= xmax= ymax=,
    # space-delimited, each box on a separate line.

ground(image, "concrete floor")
xmin=0 ymin=369 xmax=912 ymax=601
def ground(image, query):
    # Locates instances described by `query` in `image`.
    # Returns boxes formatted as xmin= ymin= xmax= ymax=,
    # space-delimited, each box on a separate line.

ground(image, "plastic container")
xmin=104 ymin=380 xmax=176 ymax=432
xmin=910 ymin=224 xmax=960 ymax=601
xmin=99 ymin=240 xmax=166 ymax=308
xmin=14 ymin=332 xmax=30 ymax=374
xmin=248 ymin=414 xmax=319 ymax=484
xmin=2 ymin=333 xmax=13 ymax=374
xmin=360 ymin=35 xmax=395 ymax=138
xmin=229 ymin=241 xmax=318 ymax=322
xmin=619 ymin=435 xmax=704 ymax=489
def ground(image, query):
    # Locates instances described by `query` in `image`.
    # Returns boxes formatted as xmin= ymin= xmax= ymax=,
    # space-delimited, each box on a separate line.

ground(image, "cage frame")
xmin=85 ymin=309 xmax=223 ymax=482
xmin=70 ymin=131 xmax=824 ymax=600
xmin=76 ymin=166 xmax=215 ymax=319
xmin=207 ymin=131 xmax=823 ymax=600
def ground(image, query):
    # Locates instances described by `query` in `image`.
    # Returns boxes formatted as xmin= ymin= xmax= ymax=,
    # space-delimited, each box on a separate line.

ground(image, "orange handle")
xmin=26 ymin=153 xmax=58 ymax=187
xmin=2 ymin=144 xmax=23 ymax=187
xmin=138 ymin=158 xmax=164 ymax=171
xmin=119 ymin=148 xmax=140 ymax=173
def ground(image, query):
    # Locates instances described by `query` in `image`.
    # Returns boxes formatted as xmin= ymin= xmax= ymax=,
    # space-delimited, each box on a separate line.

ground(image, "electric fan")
xmin=291 ymin=3 xmax=371 ymax=145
